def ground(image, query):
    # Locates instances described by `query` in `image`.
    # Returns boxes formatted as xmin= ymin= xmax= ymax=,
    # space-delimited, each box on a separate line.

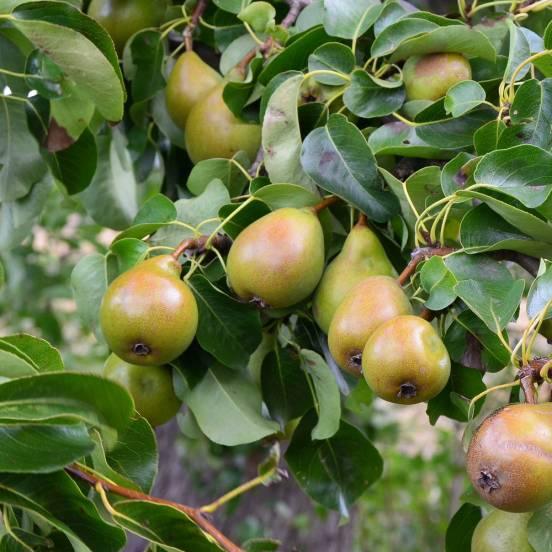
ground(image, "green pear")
xmin=104 ymin=354 xmax=181 ymax=427
xmin=471 ymin=510 xmax=534 ymax=552
xmin=88 ymin=0 xmax=167 ymax=54
xmin=100 ymin=255 xmax=198 ymax=366
xmin=403 ymin=53 xmax=472 ymax=101
xmin=226 ymin=207 xmax=325 ymax=309
xmin=362 ymin=315 xmax=450 ymax=403
xmin=313 ymin=222 xmax=396 ymax=334
xmin=185 ymin=83 xmax=261 ymax=163
xmin=166 ymin=51 xmax=222 ymax=130
xmin=328 ymin=276 xmax=412 ymax=376
xmin=467 ymin=403 xmax=552 ymax=513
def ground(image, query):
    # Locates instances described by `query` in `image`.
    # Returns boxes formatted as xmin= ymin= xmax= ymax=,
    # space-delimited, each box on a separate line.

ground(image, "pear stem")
xmin=65 ymin=464 xmax=243 ymax=552
xmin=419 ymin=308 xmax=436 ymax=322
xmin=183 ymin=0 xmax=209 ymax=51
xmin=311 ymin=196 xmax=341 ymax=215
xmin=356 ymin=213 xmax=368 ymax=227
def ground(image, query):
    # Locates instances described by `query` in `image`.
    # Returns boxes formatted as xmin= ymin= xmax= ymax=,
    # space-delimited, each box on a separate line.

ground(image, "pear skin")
xmin=467 ymin=403 xmax=552 ymax=513
xmin=104 ymin=354 xmax=181 ymax=427
xmin=166 ymin=51 xmax=222 ymax=130
xmin=226 ymin=207 xmax=325 ymax=309
xmin=403 ymin=53 xmax=472 ymax=101
xmin=362 ymin=315 xmax=450 ymax=403
xmin=313 ymin=223 xmax=396 ymax=333
xmin=471 ymin=510 xmax=534 ymax=552
xmin=100 ymin=255 xmax=198 ymax=366
xmin=185 ymin=83 xmax=261 ymax=163
xmin=328 ymin=276 xmax=412 ymax=376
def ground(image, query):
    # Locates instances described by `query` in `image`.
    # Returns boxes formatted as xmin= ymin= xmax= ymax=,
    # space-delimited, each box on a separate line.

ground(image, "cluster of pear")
xmin=100 ymin=254 xmax=197 ymax=425
xmin=227 ymin=207 xmax=451 ymax=405
xmin=166 ymin=51 xmax=261 ymax=164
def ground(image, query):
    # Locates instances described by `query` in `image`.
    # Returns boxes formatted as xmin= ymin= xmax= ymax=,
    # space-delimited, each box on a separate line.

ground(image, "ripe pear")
xmin=88 ymin=0 xmax=166 ymax=54
xmin=362 ymin=315 xmax=451 ymax=403
xmin=185 ymin=83 xmax=261 ymax=163
xmin=104 ymin=354 xmax=181 ymax=427
xmin=313 ymin=222 xmax=396 ymax=333
xmin=403 ymin=53 xmax=472 ymax=101
xmin=467 ymin=403 xmax=552 ymax=513
xmin=100 ymin=255 xmax=198 ymax=366
xmin=226 ymin=207 xmax=325 ymax=309
xmin=166 ymin=51 xmax=222 ymax=130
xmin=328 ymin=276 xmax=412 ymax=376
xmin=471 ymin=510 xmax=534 ymax=552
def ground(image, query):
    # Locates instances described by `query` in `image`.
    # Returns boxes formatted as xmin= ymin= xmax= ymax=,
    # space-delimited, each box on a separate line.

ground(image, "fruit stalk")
xmin=183 ymin=0 xmax=209 ymax=51
xmin=311 ymin=195 xmax=341 ymax=215
xmin=66 ymin=463 xmax=244 ymax=552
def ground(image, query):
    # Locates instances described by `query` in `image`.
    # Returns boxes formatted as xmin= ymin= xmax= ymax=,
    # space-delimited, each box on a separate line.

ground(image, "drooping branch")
xmin=184 ymin=0 xmax=209 ymax=51
xmin=65 ymin=464 xmax=244 ymax=552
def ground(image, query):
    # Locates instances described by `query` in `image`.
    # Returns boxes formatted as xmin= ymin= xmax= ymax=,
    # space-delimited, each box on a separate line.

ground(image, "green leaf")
xmin=527 ymin=263 xmax=552 ymax=320
xmin=189 ymin=276 xmax=262 ymax=370
xmin=187 ymin=364 xmax=279 ymax=446
xmin=301 ymin=114 xmax=399 ymax=222
xmin=322 ymin=0 xmax=382 ymax=40
xmin=213 ymin=0 xmax=251 ymax=14
xmin=107 ymin=500 xmax=223 ymax=552
xmin=474 ymin=120 xmax=506 ymax=156
xmin=49 ymin=81 xmax=95 ymax=140
xmin=0 ymin=372 xmax=133 ymax=430
xmin=0 ymin=344 xmax=38 ymax=378
xmin=261 ymin=344 xmax=312 ymax=427
xmin=286 ymin=411 xmax=383 ymax=515
xmin=528 ymin=504 xmax=552 ymax=552
xmin=420 ymin=256 xmax=457 ymax=310
xmin=109 ymin=238 xmax=149 ymax=273
xmin=343 ymin=69 xmax=405 ymax=118
xmin=253 ymin=183 xmax=321 ymax=209
xmin=371 ymin=18 xmax=439 ymax=58
xmin=445 ymin=503 xmax=481 ymax=552
xmin=243 ymin=538 xmax=281 ymax=552
xmin=0 ymin=334 xmax=64 ymax=373
xmin=444 ymin=80 xmax=486 ymax=118
xmin=0 ymin=472 xmax=126 ymax=550
xmin=474 ymin=144 xmax=552 ymax=208
xmin=262 ymin=74 xmax=318 ymax=191
xmin=503 ymin=19 xmax=531 ymax=83
xmin=299 ymin=349 xmax=340 ymax=440
xmin=308 ymin=42 xmax=355 ymax=85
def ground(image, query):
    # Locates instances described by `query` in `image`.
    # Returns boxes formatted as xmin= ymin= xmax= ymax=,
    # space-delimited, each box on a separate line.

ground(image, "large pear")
xmin=226 ymin=208 xmax=325 ymax=309
xmin=467 ymin=403 xmax=552 ymax=513
xmin=471 ymin=510 xmax=534 ymax=552
xmin=100 ymin=255 xmax=198 ymax=366
xmin=313 ymin=223 xmax=396 ymax=334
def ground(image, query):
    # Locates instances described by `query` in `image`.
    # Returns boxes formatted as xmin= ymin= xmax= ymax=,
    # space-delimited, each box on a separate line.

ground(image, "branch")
xmin=172 ymin=233 xmax=231 ymax=261
xmin=65 ymin=464 xmax=244 ymax=552
xmin=184 ymin=0 xmax=209 ymax=51
xmin=281 ymin=0 xmax=312 ymax=28
xmin=397 ymin=246 xmax=456 ymax=286
xmin=518 ymin=358 xmax=547 ymax=404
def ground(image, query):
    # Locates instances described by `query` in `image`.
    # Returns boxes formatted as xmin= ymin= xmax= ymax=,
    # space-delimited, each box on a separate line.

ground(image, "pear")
xmin=362 ymin=315 xmax=450 ymax=403
xmin=88 ymin=0 xmax=167 ymax=54
xmin=313 ymin=222 xmax=396 ymax=334
xmin=539 ymin=319 xmax=552 ymax=343
xmin=185 ymin=83 xmax=261 ymax=163
xmin=100 ymin=255 xmax=198 ymax=366
xmin=403 ymin=53 xmax=472 ymax=101
xmin=328 ymin=277 xmax=412 ymax=375
xmin=226 ymin=207 xmax=325 ymax=309
xmin=166 ymin=51 xmax=222 ymax=130
xmin=467 ymin=403 xmax=552 ymax=513
xmin=471 ymin=510 xmax=534 ymax=552
xmin=104 ymin=354 xmax=181 ymax=427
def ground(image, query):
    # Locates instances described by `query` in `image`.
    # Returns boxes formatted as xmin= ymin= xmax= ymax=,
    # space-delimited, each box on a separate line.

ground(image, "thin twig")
xmin=397 ymin=247 xmax=456 ymax=287
xmin=311 ymin=196 xmax=341 ymax=215
xmin=65 ymin=464 xmax=243 ymax=552
xmin=248 ymin=146 xmax=265 ymax=177
xmin=281 ymin=0 xmax=312 ymax=28
xmin=518 ymin=358 xmax=548 ymax=404
xmin=171 ymin=234 xmax=231 ymax=261
xmin=184 ymin=0 xmax=209 ymax=51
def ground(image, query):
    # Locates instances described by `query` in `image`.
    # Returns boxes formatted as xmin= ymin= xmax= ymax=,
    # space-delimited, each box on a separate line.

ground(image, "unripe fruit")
xmin=226 ymin=208 xmax=325 ymax=309
xmin=471 ymin=510 xmax=534 ymax=552
xmin=467 ymin=403 xmax=552 ymax=513
xmin=185 ymin=83 xmax=261 ymax=164
xmin=88 ymin=0 xmax=167 ymax=54
xmin=100 ymin=255 xmax=198 ymax=366
xmin=328 ymin=276 xmax=412 ymax=376
xmin=166 ymin=51 xmax=222 ymax=130
xmin=403 ymin=53 xmax=472 ymax=101
xmin=362 ymin=315 xmax=450 ymax=404
xmin=104 ymin=354 xmax=181 ymax=427
xmin=313 ymin=224 xmax=396 ymax=334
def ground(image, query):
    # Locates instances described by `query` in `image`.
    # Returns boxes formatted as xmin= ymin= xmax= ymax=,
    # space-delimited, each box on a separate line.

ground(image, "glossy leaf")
xmin=322 ymin=0 xmax=382 ymax=40
xmin=445 ymin=503 xmax=481 ymax=552
xmin=444 ymin=81 xmax=486 ymax=118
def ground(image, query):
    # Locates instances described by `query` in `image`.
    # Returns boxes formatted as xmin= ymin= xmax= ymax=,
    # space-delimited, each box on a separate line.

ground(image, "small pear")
xmin=185 ymin=83 xmax=261 ymax=163
xmin=467 ymin=403 xmax=552 ymax=513
xmin=226 ymin=207 xmax=325 ymax=309
xmin=471 ymin=510 xmax=534 ymax=552
xmin=104 ymin=354 xmax=181 ymax=427
xmin=328 ymin=277 xmax=412 ymax=375
xmin=166 ymin=51 xmax=222 ymax=130
xmin=100 ymin=255 xmax=198 ymax=366
xmin=403 ymin=53 xmax=472 ymax=101
xmin=362 ymin=315 xmax=450 ymax=403
xmin=313 ymin=221 xmax=396 ymax=333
